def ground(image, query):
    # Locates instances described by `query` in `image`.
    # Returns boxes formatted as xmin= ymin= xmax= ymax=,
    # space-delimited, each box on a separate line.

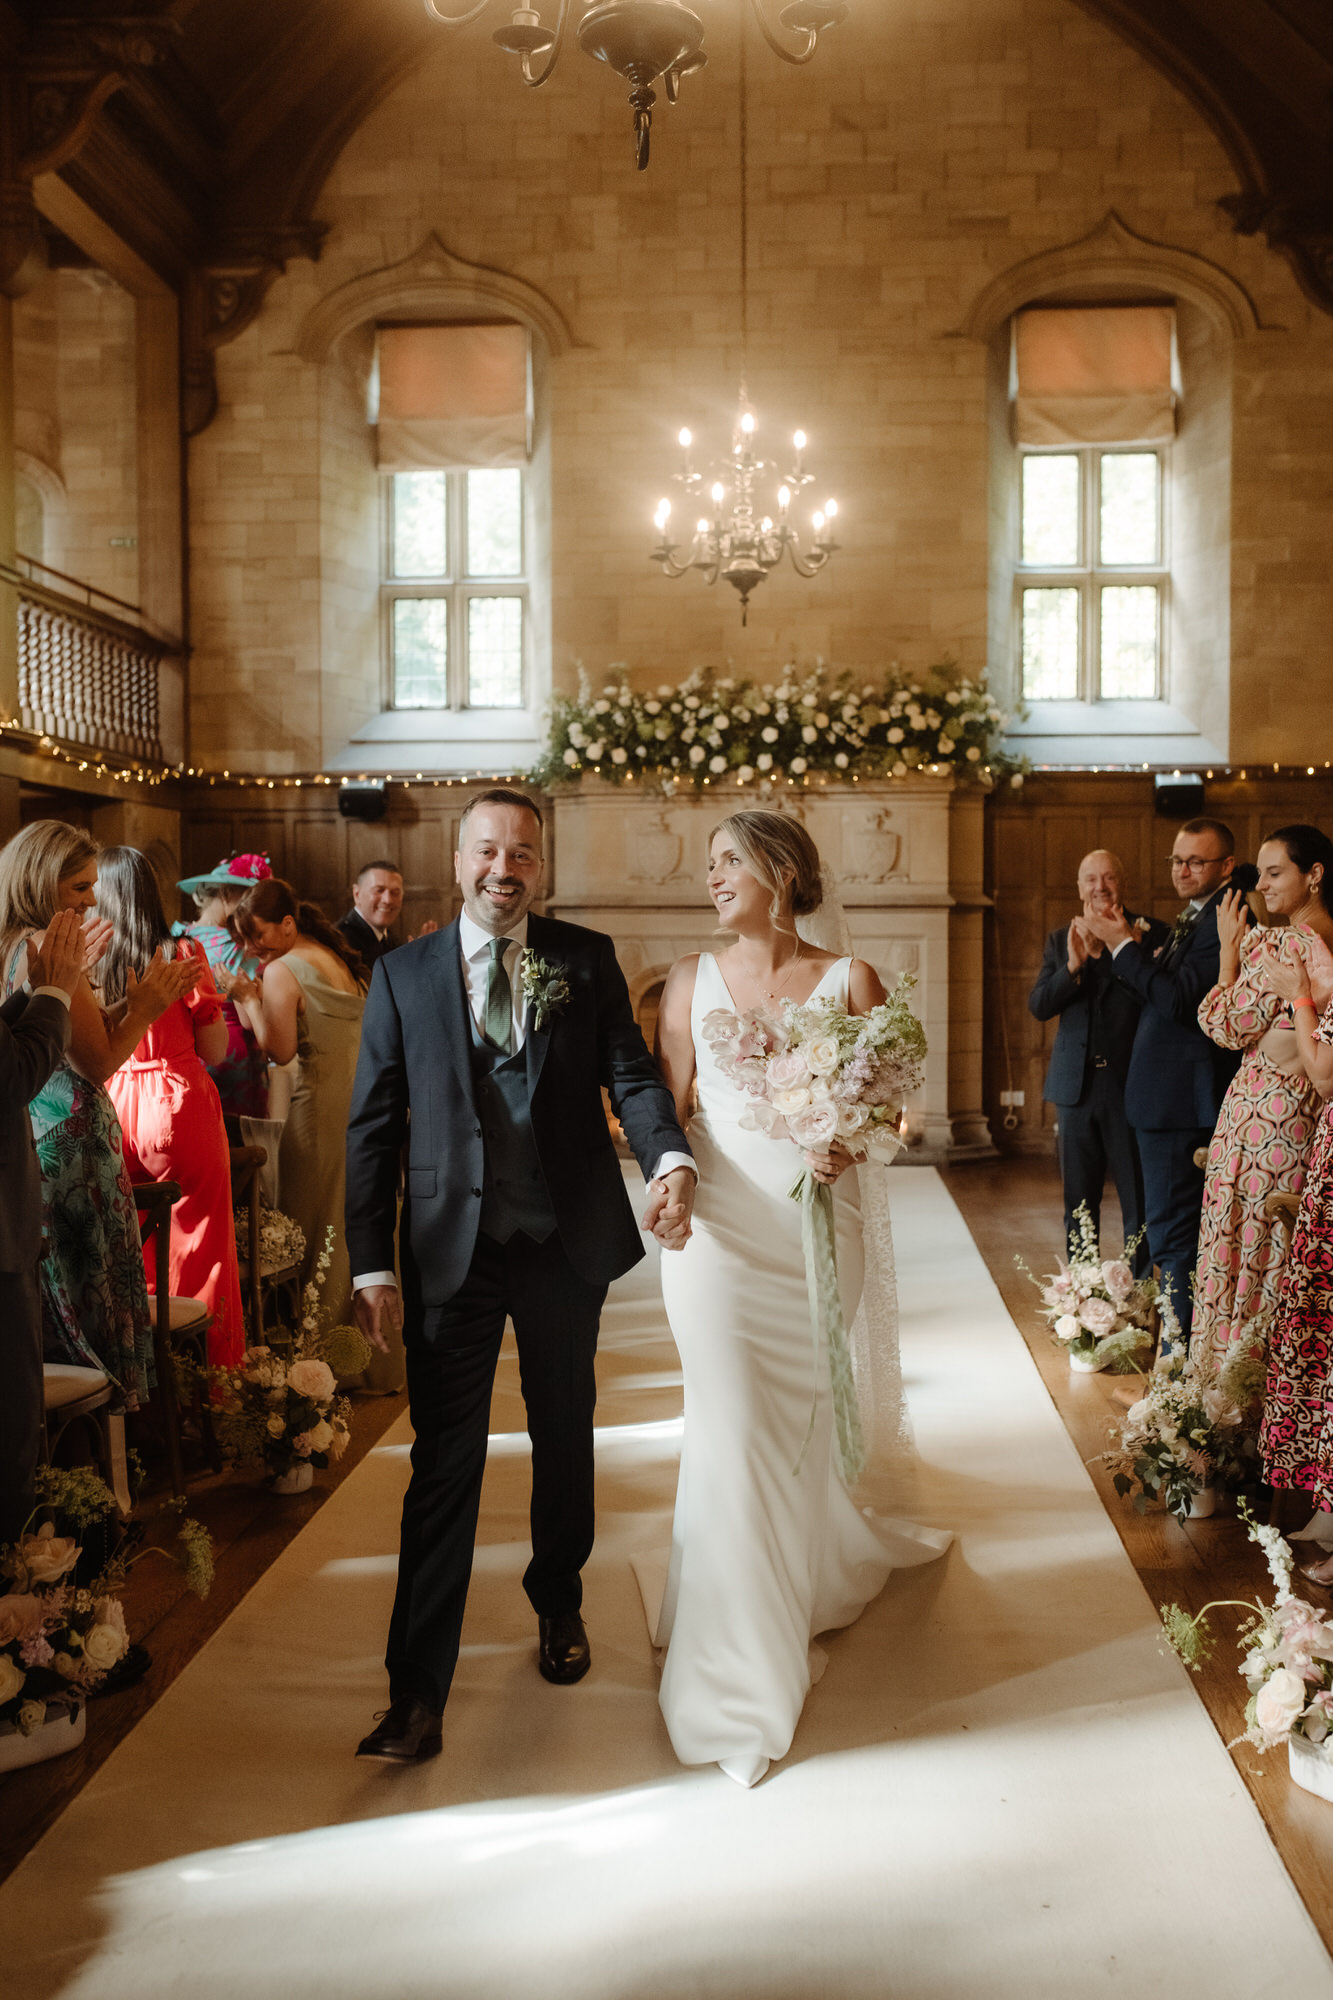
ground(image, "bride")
xmin=651 ymin=808 xmax=949 ymax=1787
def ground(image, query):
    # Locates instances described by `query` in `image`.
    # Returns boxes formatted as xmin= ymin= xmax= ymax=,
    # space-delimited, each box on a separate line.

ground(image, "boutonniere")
xmin=1167 ymin=907 xmax=1199 ymax=949
xmin=520 ymin=950 xmax=570 ymax=1032
xmin=1131 ymin=915 xmax=1151 ymax=938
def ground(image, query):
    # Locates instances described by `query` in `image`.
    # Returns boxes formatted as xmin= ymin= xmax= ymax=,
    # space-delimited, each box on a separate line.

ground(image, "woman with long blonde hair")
xmin=649 ymin=808 xmax=948 ymax=1786
xmin=0 ymin=822 xmax=198 ymax=1402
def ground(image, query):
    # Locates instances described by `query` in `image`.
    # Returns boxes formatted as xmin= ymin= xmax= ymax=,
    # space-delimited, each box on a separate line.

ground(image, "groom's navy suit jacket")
xmin=1109 ymin=890 xmax=1242 ymax=1131
xmin=345 ymin=912 xmax=689 ymax=1306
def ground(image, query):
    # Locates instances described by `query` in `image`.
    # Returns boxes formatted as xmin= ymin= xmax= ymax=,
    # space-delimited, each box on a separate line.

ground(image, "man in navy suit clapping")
xmin=1083 ymin=818 xmax=1244 ymax=1348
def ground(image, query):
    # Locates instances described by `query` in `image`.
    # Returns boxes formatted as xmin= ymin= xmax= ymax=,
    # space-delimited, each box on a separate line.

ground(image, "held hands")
xmin=354 ymin=1284 xmax=403 ymax=1355
xmin=26 ymin=908 xmax=88 ymax=997
xmin=641 ymin=1167 xmax=695 ymax=1251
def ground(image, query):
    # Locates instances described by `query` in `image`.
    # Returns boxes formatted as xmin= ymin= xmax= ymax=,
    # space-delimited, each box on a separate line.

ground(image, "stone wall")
xmin=184 ymin=0 xmax=1333 ymax=777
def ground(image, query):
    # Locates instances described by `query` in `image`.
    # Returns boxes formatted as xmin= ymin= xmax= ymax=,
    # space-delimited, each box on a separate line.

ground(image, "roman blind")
xmin=374 ymin=322 xmax=530 ymax=472
xmin=1012 ymin=305 xmax=1177 ymax=446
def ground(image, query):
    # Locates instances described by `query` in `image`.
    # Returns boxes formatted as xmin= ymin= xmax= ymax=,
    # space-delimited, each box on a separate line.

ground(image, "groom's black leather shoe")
xmin=355 ymin=1695 xmax=443 ymax=1762
xmin=538 ymin=1612 xmax=591 ymax=1685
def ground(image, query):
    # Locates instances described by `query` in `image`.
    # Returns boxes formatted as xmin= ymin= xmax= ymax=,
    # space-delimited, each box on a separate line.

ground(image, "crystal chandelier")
xmin=423 ymin=0 xmax=850 ymax=170
xmin=651 ymin=411 xmax=838 ymax=625
xmin=648 ymin=20 xmax=838 ymax=624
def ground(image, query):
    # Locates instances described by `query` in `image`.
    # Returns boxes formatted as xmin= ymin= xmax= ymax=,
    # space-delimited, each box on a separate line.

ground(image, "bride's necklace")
xmin=739 ymin=946 xmax=811 ymax=1003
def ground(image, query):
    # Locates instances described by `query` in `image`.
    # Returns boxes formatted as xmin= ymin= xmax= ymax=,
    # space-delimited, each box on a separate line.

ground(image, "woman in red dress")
xmin=99 ymin=848 xmax=246 ymax=1368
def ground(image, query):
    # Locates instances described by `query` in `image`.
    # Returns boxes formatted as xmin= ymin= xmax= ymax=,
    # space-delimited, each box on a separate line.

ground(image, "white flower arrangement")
xmin=1162 ymin=1505 xmax=1333 ymax=1770
xmin=1016 ymin=1202 xmax=1158 ymax=1372
xmin=1098 ymin=1351 xmax=1254 ymax=1522
xmin=530 ymin=663 xmax=1023 ymax=791
xmin=206 ymin=1228 xmax=368 ymax=1482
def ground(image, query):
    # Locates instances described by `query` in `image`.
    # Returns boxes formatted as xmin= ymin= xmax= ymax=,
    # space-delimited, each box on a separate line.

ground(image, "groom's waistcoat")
xmin=467 ymin=1009 xmax=557 ymax=1245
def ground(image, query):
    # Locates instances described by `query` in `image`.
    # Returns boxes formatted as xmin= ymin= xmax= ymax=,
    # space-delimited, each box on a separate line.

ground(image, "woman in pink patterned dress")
xmin=1192 ymin=827 xmax=1333 ymax=1381
xmin=1254 ymin=904 xmax=1333 ymax=1586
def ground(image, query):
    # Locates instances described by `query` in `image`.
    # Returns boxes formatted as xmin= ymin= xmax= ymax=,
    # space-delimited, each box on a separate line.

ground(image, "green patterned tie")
xmin=483 ymin=936 xmax=513 ymax=1054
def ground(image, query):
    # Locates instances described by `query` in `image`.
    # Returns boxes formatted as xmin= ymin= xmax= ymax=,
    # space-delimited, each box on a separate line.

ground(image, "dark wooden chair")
xmin=42 ymin=1365 xmax=131 ymax=1514
xmin=133 ymin=1180 xmax=215 ymax=1497
xmin=229 ymin=1145 xmax=303 ymax=1346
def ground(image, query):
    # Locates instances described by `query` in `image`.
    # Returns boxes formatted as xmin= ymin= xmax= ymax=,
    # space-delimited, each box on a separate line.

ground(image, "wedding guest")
xmin=337 ymin=862 xmax=406 ymax=975
xmin=0 ymin=909 xmax=84 ymax=1542
xmin=100 ymin=849 xmax=246 ymax=1369
xmin=1028 ymin=849 xmax=1166 ymax=1275
xmin=1193 ymin=827 xmax=1333 ymax=1381
xmin=1253 ymin=943 xmax=1333 ymax=1584
xmin=230 ymin=879 xmax=367 ymax=1330
xmin=1083 ymin=818 xmax=1244 ymax=1347
xmin=173 ymin=852 xmax=273 ymax=1126
xmin=0 ymin=824 xmax=199 ymax=1404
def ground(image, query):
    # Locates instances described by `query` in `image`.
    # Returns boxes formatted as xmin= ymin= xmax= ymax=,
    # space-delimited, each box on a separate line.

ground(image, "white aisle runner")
xmin=5 ymin=1171 xmax=1330 ymax=1999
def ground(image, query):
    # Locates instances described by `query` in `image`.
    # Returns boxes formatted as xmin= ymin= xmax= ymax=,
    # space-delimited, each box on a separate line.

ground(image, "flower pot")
xmin=1188 ymin=1484 xmax=1218 ymax=1519
xmin=1069 ymin=1351 xmax=1104 ymax=1374
xmin=1288 ymin=1732 xmax=1333 ymax=1804
xmin=268 ymin=1461 xmax=314 ymax=1495
xmin=0 ymin=1701 xmax=86 ymax=1775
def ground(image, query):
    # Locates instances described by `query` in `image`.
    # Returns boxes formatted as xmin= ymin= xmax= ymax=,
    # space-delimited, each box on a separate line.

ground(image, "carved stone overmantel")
xmin=548 ymin=777 xmax=994 ymax=1162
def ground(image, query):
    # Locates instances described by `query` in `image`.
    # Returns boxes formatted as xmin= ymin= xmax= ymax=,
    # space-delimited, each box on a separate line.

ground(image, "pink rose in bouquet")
xmin=1077 ymin=1296 xmax=1119 ymax=1335
xmin=1101 ymin=1260 xmax=1135 ymax=1302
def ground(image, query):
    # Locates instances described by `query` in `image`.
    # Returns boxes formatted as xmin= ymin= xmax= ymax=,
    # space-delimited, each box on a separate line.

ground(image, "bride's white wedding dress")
xmin=653 ymin=952 xmax=951 ymax=1784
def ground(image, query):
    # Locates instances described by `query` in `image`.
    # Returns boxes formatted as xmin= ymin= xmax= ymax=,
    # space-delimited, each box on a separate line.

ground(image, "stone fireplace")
xmin=547 ymin=775 xmax=992 ymax=1162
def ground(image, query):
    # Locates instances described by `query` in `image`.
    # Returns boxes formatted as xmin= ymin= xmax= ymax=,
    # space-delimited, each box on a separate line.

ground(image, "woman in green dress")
xmin=227 ymin=879 xmax=367 ymax=1330
xmin=0 ymin=823 xmax=200 ymax=1404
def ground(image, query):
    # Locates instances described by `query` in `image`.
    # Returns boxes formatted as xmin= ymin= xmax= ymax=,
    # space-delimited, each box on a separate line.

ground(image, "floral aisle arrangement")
xmin=208 ymin=1229 xmax=369 ymax=1486
xmin=1162 ymin=1506 xmax=1333 ymax=1800
xmin=1016 ymin=1204 xmax=1158 ymax=1373
xmin=232 ymin=1202 xmax=306 ymax=1276
xmin=529 ymin=664 xmax=1021 ymax=791
xmin=1098 ymin=1351 xmax=1253 ymax=1523
xmin=701 ymin=978 xmax=928 ymax=1483
xmin=0 ymin=1466 xmax=212 ymax=1757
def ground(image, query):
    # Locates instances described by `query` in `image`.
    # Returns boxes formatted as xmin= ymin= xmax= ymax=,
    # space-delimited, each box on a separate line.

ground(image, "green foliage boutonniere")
xmin=521 ymin=951 xmax=570 ymax=1032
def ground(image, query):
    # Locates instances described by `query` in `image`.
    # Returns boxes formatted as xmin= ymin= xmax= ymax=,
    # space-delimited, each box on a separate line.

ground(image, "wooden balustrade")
xmin=15 ymin=579 xmax=169 ymax=761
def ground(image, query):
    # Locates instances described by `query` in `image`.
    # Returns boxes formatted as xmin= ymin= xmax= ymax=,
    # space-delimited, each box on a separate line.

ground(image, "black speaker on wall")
xmin=338 ymin=780 xmax=389 ymax=823
xmin=1153 ymin=772 xmax=1204 ymax=818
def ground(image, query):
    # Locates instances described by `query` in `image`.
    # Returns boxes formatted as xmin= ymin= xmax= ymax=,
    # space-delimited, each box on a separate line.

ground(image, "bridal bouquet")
xmin=1098 ymin=1352 xmax=1252 ymax=1522
xmin=702 ymin=976 xmax=927 ymax=1484
xmin=207 ymin=1228 xmax=367 ymax=1482
xmin=1162 ymin=1505 xmax=1333 ymax=1781
xmin=701 ymin=973 xmax=927 ymax=1164
xmin=1017 ymin=1203 xmax=1158 ymax=1373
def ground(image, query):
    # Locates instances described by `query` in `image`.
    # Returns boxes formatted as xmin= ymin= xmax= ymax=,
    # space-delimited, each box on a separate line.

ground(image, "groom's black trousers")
xmin=387 ymin=1229 xmax=607 ymax=1713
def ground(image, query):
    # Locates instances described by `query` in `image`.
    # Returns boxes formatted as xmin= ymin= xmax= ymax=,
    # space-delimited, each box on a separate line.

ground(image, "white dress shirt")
xmin=352 ymin=913 xmax=694 ymax=1294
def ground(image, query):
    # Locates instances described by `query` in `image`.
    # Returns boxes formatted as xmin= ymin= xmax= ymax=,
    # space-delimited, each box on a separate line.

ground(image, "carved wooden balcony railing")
xmin=13 ymin=560 xmax=170 ymax=763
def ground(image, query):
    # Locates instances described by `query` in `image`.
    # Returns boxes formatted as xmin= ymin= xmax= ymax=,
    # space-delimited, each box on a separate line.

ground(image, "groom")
xmin=346 ymin=788 xmax=695 ymax=1762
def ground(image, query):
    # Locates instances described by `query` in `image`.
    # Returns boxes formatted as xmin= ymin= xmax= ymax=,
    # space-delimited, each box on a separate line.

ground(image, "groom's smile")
xmin=455 ymin=797 xmax=545 ymax=935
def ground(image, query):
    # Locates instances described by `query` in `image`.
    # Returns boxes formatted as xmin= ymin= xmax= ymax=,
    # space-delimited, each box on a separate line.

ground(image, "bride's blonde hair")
xmin=708 ymin=810 xmax=824 ymax=932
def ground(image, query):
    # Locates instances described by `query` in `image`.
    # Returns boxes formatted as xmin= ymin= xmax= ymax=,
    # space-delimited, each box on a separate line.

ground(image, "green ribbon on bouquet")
xmin=791 ymin=1171 xmax=866 ymax=1486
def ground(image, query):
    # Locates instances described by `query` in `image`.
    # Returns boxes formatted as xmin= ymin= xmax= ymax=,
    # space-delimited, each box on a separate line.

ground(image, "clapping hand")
xmin=25 ymin=908 xmax=88 ymax=997
xmin=1080 ymin=902 xmax=1133 ymax=952
xmin=126 ymin=947 xmax=204 ymax=1021
xmin=80 ymin=912 xmax=114 ymax=966
xmin=642 ymin=1168 xmax=695 ymax=1251
xmin=1215 ymin=886 xmax=1252 ymax=959
xmin=1256 ymin=934 xmax=1313 ymax=1007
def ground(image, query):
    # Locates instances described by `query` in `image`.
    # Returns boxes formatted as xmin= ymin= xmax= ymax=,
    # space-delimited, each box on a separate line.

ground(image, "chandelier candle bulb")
xmin=778 ymin=485 xmax=791 ymax=513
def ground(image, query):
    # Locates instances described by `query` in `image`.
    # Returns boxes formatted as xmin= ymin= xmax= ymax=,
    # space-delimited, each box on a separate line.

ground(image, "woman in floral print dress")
xmin=0 ymin=823 xmax=200 ymax=1406
xmin=1193 ymin=828 xmax=1333 ymax=1381
xmin=1253 ymin=884 xmax=1333 ymax=1585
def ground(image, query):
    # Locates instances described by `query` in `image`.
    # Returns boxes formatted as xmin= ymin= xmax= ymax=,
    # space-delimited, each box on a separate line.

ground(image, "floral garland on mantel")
xmin=529 ymin=664 xmax=1025 ymax=792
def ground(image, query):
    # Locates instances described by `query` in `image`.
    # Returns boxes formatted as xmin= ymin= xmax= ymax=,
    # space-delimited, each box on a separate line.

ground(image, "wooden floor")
xmin=941 ymin=1153 xmax=1333 ymax=1962
xmin=4 ymin=1158 xmax=1332 ymax=1960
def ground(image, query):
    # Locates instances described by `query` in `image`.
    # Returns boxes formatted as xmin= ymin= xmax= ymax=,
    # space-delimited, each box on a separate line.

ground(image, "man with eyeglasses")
xmin=1082 ymin=817 xmax=1245 ymax=1350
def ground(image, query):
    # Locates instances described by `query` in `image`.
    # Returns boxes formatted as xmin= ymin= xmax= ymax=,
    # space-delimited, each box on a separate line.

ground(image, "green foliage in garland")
xmin=529 ymin=662 xmax=1026 ymax=792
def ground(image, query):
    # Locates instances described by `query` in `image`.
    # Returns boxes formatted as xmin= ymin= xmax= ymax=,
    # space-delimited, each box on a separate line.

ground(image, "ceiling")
xmin=10 ymin=0 xmax=1333 ymax=313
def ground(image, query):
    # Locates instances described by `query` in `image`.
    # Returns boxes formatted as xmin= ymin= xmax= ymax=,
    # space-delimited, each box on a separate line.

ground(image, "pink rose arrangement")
xmin=1164 ymin=1505 xmax=1333 ymax=1777
xmin=1017 ymin=1201 xmax=1159 ymax=1373
xmin=1099 ymin=1349 xmax=1252 ymax=1521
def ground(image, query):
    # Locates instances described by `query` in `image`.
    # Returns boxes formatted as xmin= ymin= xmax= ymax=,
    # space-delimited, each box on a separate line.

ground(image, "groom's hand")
xmin=642 ymin=1168 xmax=694 ymax=1251
xmin=354 ymin=1284 xmax=403 ymax=1354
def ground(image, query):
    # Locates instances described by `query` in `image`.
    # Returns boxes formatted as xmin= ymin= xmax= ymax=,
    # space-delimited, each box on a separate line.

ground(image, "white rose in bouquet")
xmin=787 ymin=1102 xmax=840 ymax=1150
xmin=308 ymin=1418 xmax=334 ymax=1452
xmin=266 ymin=1413 xmax=286 ymax=1437
xmin=287 ymin=1359 xmax=336 ymax=1403
xmin=82 ymin=1619 xmax=129 ymax=1674
xmin=804 ymin=1036 xmax=841 ymax=1076
xmin=773 ymin=1085 xmax=812 ymax=1116
xmin=18 ymin=1524 xmax=79 ymax=1586
xmin=1078 ymin=1297 xmax=1118 ymax=1335
xmin=768 ymin=1051 xmax=812 ymax=1091
xmin=1054 ymin=1314 xmax=1081 ymax=1342
xmin=1255 ymin=1667 xmax=1309 ymax=1740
